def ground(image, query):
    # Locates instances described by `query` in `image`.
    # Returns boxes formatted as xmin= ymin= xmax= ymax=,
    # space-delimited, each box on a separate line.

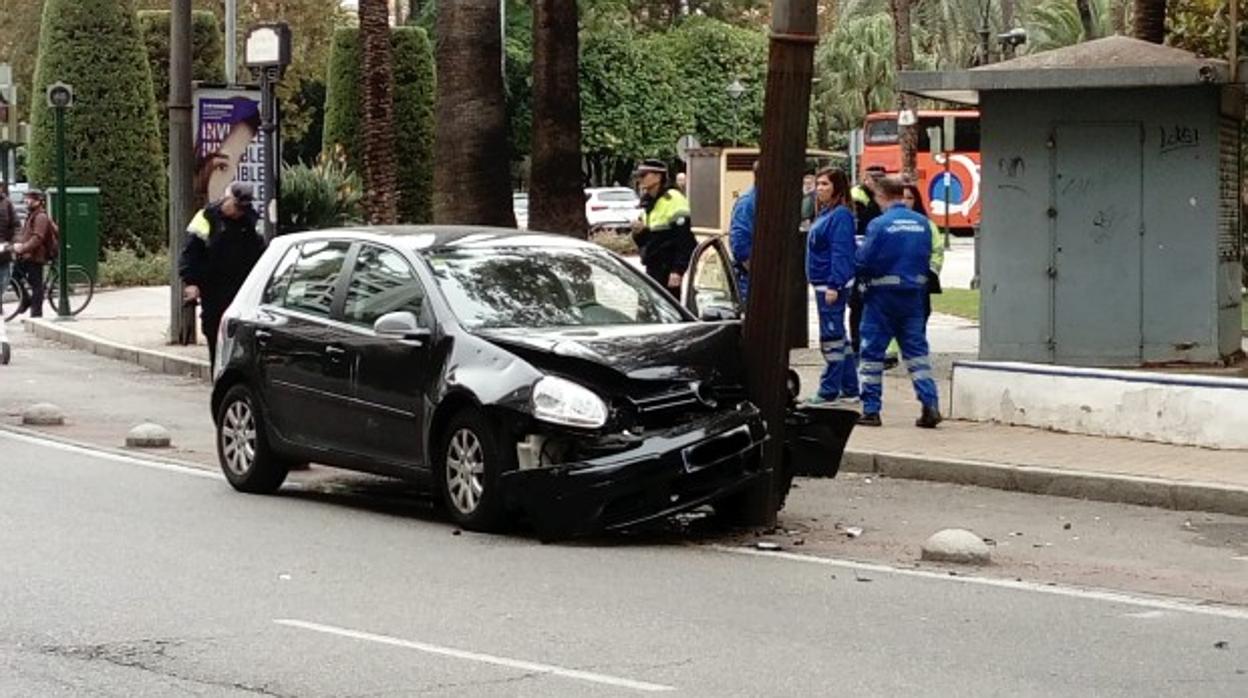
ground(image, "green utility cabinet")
xmin=47 ymin=187 xmax=100 ymax=281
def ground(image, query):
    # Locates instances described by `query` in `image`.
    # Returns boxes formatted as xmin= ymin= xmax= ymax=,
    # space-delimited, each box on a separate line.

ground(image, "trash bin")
xmin=46 ymin=187 xmax=101 ymax=281
xmin=785 ymin=404 xmax=857 ymax=478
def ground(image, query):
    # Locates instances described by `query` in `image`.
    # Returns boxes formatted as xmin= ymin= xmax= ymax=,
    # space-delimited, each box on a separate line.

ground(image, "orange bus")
xmin=859 ymin=110 xmax=982 ymax=232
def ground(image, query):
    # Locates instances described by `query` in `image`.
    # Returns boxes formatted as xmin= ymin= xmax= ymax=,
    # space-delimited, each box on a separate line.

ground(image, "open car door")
xmin=682 ymin=236 xmax=742 ymax=321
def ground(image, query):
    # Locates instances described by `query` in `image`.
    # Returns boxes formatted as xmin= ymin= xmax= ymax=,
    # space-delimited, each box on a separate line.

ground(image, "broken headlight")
xmin=531 ymin=375 xmax=609 ymax=429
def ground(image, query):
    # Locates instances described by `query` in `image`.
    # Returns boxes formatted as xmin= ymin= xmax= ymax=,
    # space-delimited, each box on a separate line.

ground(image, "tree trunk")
xmin=360 ymin=0 xmax=399 ymax=224
xmin=1110 ymin=0 xmax=1129 ymax=35
xmin=1132 ymin=0 xmax=1167 ymax=44
xmin=1076 ymin=0 xmax=1097 ymax=41
xmin=434 ymin=0 xmax=516 ymax=226
xmin=530 ymin=0 xmax=587 ymax=237
xmin=889 ymin=0 xmax=918 ymax=179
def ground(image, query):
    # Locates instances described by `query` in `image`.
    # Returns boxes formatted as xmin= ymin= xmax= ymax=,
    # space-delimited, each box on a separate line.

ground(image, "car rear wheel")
xmin=438 ymin=409 xmax=510 ymax=532
xmin=216 ymin=383 xmax=289 ymax=494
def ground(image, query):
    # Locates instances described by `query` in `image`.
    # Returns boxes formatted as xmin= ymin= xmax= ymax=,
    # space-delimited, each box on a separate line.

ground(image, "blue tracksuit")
xmin=728 ymin=186 xmax=756 ymax=302
xmin=806 ymin=204 xmax=859 ymax=400
xmin=856 ymin=203 xmax=939 ymax=415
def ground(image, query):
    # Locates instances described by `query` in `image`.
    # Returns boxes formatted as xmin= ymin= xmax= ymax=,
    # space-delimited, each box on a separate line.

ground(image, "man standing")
xmin=631 ymin=160 xmax=695 ymax=298
xmin=0 ymin=183 xmax=18 ymax=364
xmin=179 ymin=183 xmax=265 ymax=370
xmin=855 ymin=176 xmax=941 ymax=428
xmin=728 ymin=161 xmax=758 ymax=303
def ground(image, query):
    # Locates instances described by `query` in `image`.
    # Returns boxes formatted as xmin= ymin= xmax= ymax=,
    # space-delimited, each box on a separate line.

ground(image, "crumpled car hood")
xmin=473 ymin=322 xmax=743 ymax=386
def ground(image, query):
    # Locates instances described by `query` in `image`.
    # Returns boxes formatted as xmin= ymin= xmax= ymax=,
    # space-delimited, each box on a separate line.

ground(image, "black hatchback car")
xmin=212 ymin=227 xmax=852 ymax=536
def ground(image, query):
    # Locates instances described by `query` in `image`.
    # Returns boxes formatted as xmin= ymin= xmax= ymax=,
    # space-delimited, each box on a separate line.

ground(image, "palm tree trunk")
xmin=530 ymin=0 xmax=587 ymax=237
xmin=1076 ymin=0 xmax=1098 ymax=41
xmin=434 ymin=0 xmax=516 ymax=226
xmin=889 ymin=0 xmax=918 ymax=179
xmin=360 ymin=0 xmax=399 ymax=224
xmin=1132 ymin=0 xmax=1168 ymax=44
xmin=1111 ymin=0 xmax=1129 ymax=34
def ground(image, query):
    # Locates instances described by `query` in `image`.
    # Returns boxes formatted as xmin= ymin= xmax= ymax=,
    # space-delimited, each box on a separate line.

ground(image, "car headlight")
xmin=531 ymin=376 xmax=609 ymax=429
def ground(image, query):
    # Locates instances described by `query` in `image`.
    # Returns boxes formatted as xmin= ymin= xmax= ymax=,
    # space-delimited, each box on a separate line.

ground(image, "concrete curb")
xmin=841 ymin=448 xmax=1248 ymax=517
xmin=22 ymin=318 xmax=210 ymax=383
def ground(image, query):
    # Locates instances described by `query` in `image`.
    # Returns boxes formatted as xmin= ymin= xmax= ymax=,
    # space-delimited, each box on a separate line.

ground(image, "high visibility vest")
xmin=642 ymin=189 xmax=691 ymax=232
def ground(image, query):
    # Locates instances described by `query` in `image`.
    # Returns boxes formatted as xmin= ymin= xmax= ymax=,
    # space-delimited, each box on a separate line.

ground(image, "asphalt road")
xmin=3 ymin=432 xmax=1247 ymax=697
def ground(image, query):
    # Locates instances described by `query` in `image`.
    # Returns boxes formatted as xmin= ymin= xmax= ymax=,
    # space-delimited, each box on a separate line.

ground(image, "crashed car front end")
xmin=499 ymin=377 xmax=769 ymax=539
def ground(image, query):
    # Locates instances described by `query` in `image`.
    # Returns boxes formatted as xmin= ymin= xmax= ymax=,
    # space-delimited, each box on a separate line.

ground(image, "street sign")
xmin=848 ymin=128 xmax=864 ymax=157
xmin=0 ymin=63 xmax=11 ymax=86
xmin=677 ymin=134 xmax=700 ymax=163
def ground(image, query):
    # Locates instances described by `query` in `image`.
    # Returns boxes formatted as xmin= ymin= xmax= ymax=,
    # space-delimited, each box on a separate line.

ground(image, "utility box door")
xmin=1052 ymin=124 xmax=1143 ymax=364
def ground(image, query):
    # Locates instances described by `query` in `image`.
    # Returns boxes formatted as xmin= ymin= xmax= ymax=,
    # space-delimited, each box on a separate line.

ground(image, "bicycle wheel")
xmin=45 ymin=264 xmax=95 ymax=317
xmin=3 ymin=276 xmax=26 ymax=322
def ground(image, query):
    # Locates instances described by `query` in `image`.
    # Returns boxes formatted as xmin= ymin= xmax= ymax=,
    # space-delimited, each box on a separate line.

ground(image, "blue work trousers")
xmin=859 ymin=289 xmax=939 ymax=415
xmin=814 ymin=289 xmax=859 ymax=400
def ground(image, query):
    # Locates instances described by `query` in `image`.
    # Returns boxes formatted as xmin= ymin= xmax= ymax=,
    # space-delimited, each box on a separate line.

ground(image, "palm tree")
xmin=530 ymin=0 xmax=587 ymax=237
xmin=888 ymin=0 xmax=918 ymax=178
xmin=1027 ymin=0 xmax=1113 ymax=52
xmin=434 ymin=0 xmax=516 ymax=226
xmin=814 ymin=13 xmax=896 ymax=132
xmin=1133 ymin=0 xmax=1168 ymax=43
xmin=1076 ymin=0 xmax=1099 ymax=40
xmin=360 ymin=0 xmax=399 ymax=224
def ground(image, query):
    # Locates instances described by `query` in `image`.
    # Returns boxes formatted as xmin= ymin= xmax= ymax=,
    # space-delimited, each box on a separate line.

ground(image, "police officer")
xmin=855 ymin=176 xmax=942 ymax=428
xmin=805 ymin=168 xmax=859 ymax=404
xmin=179 ymin=182 xmax=265 ymax=371
xmin=631 ymin=159 xmax=695 ymax=298
xmin=728 ymin=161 xmax=757 ymax=302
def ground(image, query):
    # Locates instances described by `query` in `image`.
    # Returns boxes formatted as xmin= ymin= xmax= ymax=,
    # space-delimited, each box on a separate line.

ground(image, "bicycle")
xmin=3 ymin=261 xmax=95 ymax=322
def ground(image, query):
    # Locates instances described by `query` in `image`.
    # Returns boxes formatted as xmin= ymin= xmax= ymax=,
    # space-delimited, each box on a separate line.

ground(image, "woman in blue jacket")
xmin=805 ymin=168 xmax=860 ymax=404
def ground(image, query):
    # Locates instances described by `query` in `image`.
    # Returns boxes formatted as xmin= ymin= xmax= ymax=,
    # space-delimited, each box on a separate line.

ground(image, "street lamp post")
xmin=726 ymin=78 xmax=746 ymax=147
xmin=46 ymin=82 xmax=74 ymax=319
xmin=245 ymin=24 xmax=292 ymax=242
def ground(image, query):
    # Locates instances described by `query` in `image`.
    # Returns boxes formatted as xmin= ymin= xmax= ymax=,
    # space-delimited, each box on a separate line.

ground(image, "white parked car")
xmin=585 ymin=187 xmax=642 ymax=231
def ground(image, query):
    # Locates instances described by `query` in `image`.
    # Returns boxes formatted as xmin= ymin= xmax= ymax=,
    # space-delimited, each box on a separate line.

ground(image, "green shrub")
xmin=98 ymin=246 xmax=169 ymax=288
xmin=591 ymin=229 xmax=637 ymax=257
xmin=278 ymin=153 xmax=364 ymax=234
xmin=323 ymin=26 xmax=434 ymax=224
xmin=137 ymin=10 xmax=224 ymax=156
xmin=28 ymin=0 xmax=167 ymax=253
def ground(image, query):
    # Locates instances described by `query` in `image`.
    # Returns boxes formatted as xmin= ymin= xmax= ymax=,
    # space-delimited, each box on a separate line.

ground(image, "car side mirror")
xmin=699 ymin=304 xmax=740 ymax=322
xmin=373 ymin=311 xmax=431 ymax=343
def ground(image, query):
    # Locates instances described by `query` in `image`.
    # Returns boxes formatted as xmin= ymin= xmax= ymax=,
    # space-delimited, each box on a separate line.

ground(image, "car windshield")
xmin=425 ymin=246 xmax=687 ymax=329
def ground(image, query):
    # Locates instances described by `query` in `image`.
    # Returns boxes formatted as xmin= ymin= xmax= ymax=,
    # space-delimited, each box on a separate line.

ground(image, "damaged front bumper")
xmin=502 ymin=407 xmax=768 ymax=538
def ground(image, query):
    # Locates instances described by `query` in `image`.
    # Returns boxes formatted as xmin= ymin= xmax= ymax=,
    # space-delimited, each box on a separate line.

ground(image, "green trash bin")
xmin=46 ymin=187 xmax=101 ymax=282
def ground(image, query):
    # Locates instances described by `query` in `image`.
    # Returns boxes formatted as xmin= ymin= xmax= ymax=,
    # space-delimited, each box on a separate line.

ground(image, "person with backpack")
xmin=10 ymin=189 xmax=58 ymax=319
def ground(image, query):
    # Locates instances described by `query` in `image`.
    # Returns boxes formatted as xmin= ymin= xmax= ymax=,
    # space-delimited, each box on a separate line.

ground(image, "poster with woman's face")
xmin=192 ymin=88 xmax=264 ymax=212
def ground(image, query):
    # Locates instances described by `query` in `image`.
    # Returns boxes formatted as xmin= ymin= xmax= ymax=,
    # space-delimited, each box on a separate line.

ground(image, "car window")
xmin=426 ymin=247 xmax=686 ymax=329
xmin=597 ymin=190 xmax=638 ymax=203
xmin=343 ymin=244 xmax=427 ymax=328
xmin=281 ymin=240 xmax=350 ymax=318
xmin=262 ymin=245 xmax=300 ymax=306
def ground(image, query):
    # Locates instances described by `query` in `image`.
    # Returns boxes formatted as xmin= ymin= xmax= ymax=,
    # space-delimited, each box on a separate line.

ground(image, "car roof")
xmin=276 ymin=225 xmax=600 ymax=253
xmin=585 ymin=187 xmax=636 ymax=195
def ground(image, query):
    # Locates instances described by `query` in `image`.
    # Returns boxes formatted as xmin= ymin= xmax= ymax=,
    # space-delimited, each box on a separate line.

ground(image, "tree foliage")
xmin=137 ymin=10 xmax=223 ymax=156
xmin=323 ymin=26 xmax=435 ymax=223
xmin=1167 ymin=0 xmax=1242 ymax=58
xmin=1026 ymin=0 xmax=1114 ymax=51
xmin=29 ymin=0 xmax=166 ymax=252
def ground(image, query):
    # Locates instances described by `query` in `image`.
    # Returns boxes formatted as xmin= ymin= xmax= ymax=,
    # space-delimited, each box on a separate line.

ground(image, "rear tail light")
xmin=590 ymin=205 xmax=608 ymax=211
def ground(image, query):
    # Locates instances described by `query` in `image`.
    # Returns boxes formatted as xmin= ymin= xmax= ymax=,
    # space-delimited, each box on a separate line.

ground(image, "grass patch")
xmin=931 ymin=288 xmax=980 ymax=322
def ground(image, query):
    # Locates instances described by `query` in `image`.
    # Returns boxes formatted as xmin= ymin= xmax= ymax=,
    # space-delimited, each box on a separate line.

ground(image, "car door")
xmin=337 ymin=243 xmax=432 ymax=468
xmin=682 ymin=236 xmax=742 ymax=321
xmin=257 ymin=239 xmax=358 ymax=453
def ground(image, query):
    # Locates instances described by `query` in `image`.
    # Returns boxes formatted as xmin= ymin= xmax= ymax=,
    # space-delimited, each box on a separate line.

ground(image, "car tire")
xmin=216 ymin=383 xmax=290 ymax=494
xmin=437 ymin=409 xmax=511 ymax=532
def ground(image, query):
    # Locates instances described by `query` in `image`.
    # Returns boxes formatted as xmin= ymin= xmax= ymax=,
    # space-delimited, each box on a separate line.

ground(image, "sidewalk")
xmin=9 ymin=284 xmax=1248 ymax=517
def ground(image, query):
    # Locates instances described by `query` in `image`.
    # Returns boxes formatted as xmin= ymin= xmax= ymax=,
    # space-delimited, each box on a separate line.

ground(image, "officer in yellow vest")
xmin=631 ymin=159 xmax=695 ymax=298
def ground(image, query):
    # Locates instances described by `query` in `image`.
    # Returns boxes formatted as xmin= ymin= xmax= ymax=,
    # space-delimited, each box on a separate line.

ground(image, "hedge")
xmin=28 ymin=0 xmax=167 ymax=252
xmin=322 ymin=26 xmax=435 ymax=224
xmin=137 ymin=10 xmax=224 ymax=156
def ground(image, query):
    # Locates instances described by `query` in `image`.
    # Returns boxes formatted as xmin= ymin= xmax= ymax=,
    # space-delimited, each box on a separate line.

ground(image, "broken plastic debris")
xmin=1214 ymin=641 xmax=1229 ymax=650
xmin=864 ymin=478 xmax=873 ymax=484
xmin=278 ymin=574 xmax=292 ymax=581
xmin=793 ymin=538 xmax=805 ymax=546
xmin=755 ymin=541 xmax=782 ymax=551
xmin=1063 ymin=522 xmax=1072 ymax=530
xmin=845 ymin=526 xmax=864 ymax=538
xmin=854 ymin=574 xmax=873 ymax=583
xmin=1010 ymin=531 xmax=1023 ymax=537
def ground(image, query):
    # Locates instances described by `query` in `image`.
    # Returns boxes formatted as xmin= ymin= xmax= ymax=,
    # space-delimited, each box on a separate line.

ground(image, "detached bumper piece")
xmin=504 ymin=409 xmax=768 ymax=539
xmin=784 ymin=405 xmax=857 ymax=478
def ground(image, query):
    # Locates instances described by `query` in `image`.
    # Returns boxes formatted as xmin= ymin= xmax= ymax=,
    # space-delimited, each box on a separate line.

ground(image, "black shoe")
xmin=857 ymin=412 xmax=882 ymax=427
xmin=0 ymin=342 xmax=9 ymax=365
xmin=883 ymin=356 xmax=899 ymax=371
xmin=916 ymin=406 xmax=943 ymax=429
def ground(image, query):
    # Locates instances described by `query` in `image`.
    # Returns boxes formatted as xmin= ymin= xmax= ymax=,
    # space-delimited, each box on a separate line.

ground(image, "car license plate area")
xmin=681 ymin=425 xmax=752 ymax=473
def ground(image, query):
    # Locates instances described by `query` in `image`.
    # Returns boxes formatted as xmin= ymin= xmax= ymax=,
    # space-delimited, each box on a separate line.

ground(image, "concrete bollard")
xmin=22 ymin=403 xmax=65 ymax=426
xmin=126 ymin=423 xmax=172 ymax=449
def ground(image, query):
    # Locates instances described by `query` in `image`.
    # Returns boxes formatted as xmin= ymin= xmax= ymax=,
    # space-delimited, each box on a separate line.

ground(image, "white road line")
xmin=274 ymin=618 xmax=676 ymax=693
xmin=710 ymin=545 xmax=1248 ymax=622
xmin=0 ymin=428 xmax=221 ymax=480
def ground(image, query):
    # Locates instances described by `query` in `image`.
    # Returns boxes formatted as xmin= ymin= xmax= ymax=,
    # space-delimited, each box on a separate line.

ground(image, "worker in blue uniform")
xmin=855 ymin=176 xmax=942 ymax=428
xmin=728 ymin=161 xmax=758 ymax=303
xmin=805 ymin=167 xmax=859 ymax=404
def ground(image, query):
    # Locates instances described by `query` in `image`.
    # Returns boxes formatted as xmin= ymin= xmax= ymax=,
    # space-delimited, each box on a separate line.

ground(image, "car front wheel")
xmin=216 ymin=383 xmax=290 ymax=494
xmin=438 ymin=409 xmax=510 ymax=532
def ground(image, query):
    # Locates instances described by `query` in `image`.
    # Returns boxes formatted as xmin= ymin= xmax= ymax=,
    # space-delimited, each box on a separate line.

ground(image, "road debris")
xmin=755 ymin=541 xmax=782 ymax=551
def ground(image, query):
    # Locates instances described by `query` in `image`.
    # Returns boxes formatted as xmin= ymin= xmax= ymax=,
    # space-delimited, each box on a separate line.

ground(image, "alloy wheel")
xmin=221 ymin=400 xmax=257 ymax=476
xmin=446 ymin=428 xmax=485 ymax=515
